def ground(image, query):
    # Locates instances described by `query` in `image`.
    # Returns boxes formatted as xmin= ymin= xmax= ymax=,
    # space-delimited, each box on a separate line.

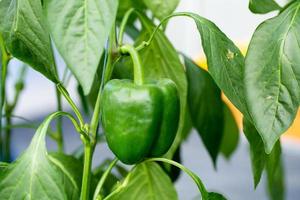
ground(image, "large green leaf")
xmin=178 ymin=13 xmax=248 ymax=119
xmin=185 ymin=56 xmax=224 ymax=163
xmin=243 ymin=118 xmax=284 ymax=193
xmin=244 ymin=1 xmax=300 ymax=153
xmin=0 ymin=0 xmax=58 ymax=83
xmin=220 ymin=104 xmax=239 ymax=159
xmin=0 ymin=112 xmax=82 ymax=199
xmin=44 ymin=0 xmax=118 ymax=94
xmin=249 ymin=0 xmax=281 ymax=14
xmin=105 ymin=162 xmax=178 ymax=200
xmin=143 ymin=0 xmax=180 ymax=20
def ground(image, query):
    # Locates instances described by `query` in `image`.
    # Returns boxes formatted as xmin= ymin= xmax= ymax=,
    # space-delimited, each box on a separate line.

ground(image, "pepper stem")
xmin=119 ymin=44 xmax=144 ymax=85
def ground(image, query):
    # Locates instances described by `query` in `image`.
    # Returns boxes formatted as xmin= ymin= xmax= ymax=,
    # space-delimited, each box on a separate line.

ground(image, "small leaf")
xmin=208 ymin=192 xmax=227 ymax=200
xmin=0 ymin=112 xmax=82 ymax=199
xmin=220 ymin=104 xmax=239 ymax=159
xmin=243 ymin=118 xmax=283 ymax=188
xmin=0 ymin=0 xmax=58 ymax=83
xmin=244 ymin=1 xmax=300 ymax=153
xmin=243 ymin=118 xmax=266 ymax=187
xmin=266 ymin=142 xmax=285 ymax=200
xmin=44 ymin=0 xmax=118 ymax=94
xmin=249 ymin=0 xmax=281 ymax=14
xmin=143 ymin=0 xmax=180 ymax=20
xmin=185 ymin=56 xmax=224 ymax=164
xmin=105 ymin=162 xmax=178 ymax=200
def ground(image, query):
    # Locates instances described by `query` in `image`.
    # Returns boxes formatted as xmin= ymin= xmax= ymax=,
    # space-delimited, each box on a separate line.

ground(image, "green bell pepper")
xmin=101 ymin=44 xmax=179 ymax=164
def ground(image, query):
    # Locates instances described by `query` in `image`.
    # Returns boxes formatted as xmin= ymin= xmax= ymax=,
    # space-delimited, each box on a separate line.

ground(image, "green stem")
xmin=55 ymin=87 xmax=64 ymax=152
xmin=80 ymin=29 xmax=115 ymax=200
xmin=118 ymin=8 xmax=135 ymax=46
xmin=135 ymin=12 xmax=192 ymax=52
xmin=3 ymin=113 xmax=11 ymax=162
xmin=0 ymin=33 xmax=10 ymax=161
xmin=145 ymin=158 xmax=208 ymax=199
xmin=93 ymin=158 xmax=118 ymax=200
xmin=56 ymin=83 xmax=85 ymax=129
xmin=80 ymin=143 xmax=93 ymax=200
xmin=119 ymin=44 xmax=143 ymax=85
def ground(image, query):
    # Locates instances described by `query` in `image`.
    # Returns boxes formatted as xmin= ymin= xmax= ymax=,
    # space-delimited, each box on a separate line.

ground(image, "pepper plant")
xmin=0 ymin=0 xmax=297 ymax=199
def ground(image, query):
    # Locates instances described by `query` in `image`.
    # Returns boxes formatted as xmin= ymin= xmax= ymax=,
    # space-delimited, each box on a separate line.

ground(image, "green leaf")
xmin=48 ymin=153 xmax=84 ymax=199
xmin=266 ymin=142 xmax=285 ymax=200
xmin=0 ymin=162 xmax=8 ymax=173
xmin=117 ymin=0 xmax=145 ymax=21
xmin=243 ymin=118 xmax=284 ymax=189
xmin=179 ymin=13 xmax=248 ymax=119
xmin=244 ymin=1 xmax=300 ymax=153
xmin=105 ymin=162 xmax=178 ymax=200
xmin=143 ymin=0 xmax=180 ymax=20
xmin=243 ymin=118 xmax=267 ymax=187
xmin=220 ymin=104 xmax=239 ymax=159
xmin=185 ymin=56 xmax=224 ymax=164
xmin=249 ymin=0 xmax=281 ymax=14
xmin=208 ymin=192 xmax=227 ymax=200
xmin=0 ymin=112 xmax=81 ymax=199
xmin=44 ymin=0 xmax=118 ymax=94
xmin=0 ymin=0 xmax=58 ymax=83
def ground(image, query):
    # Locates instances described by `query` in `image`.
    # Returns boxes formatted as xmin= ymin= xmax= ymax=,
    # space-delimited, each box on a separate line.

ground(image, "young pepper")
xmin=101 ymin=44 xmax=179 ymax=164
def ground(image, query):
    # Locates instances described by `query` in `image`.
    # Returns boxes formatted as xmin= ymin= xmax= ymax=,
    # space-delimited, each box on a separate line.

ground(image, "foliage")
xmin=0 ymin=0 xmax=297 ymax=200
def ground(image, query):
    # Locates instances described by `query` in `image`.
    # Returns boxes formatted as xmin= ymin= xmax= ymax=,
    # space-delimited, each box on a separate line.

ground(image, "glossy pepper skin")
xmin=101 ymin=79 xmax=179 ymax=164
xmin=101 ymin=44 xmax=180 ymax=164
xmin=149 ymin=79 xmax=179 ymax=157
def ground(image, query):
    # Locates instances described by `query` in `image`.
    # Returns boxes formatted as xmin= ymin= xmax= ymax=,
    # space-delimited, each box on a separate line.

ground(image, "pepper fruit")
xmin=101 ymin=44 xmax=179 ymax=164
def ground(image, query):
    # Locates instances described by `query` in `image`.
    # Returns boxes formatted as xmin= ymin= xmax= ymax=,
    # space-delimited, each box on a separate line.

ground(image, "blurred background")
xmin=4 ymin=0 xmax=300 ymax=200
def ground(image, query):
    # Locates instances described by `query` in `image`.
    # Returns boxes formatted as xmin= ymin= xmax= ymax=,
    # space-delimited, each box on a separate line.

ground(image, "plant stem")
xmin=55 ymin=87 xmax=64 ymax=152
xmin=3 ymin=65 xmax=27 ymax=162
xmin=119 ymin=44 xmax=144 ymax=85
xmin=93 ymin=158 xmax=118 ymax=200
xmin=118 ymin=8 xmax=135 ymax=46
xmin=3 ymin=113 xmax=11 ymax=162
xmin=145 ymin=157 xmax=208 ymax=199
xmin=80 ymin=30 xmax=115 ymax=200
xmin=57 ymin=83 xmax=85 ymax=129
xmin=135 ymin=12 xmax=193 ymax=52
xmin=0 ymin=33 xmax=10 ymax=161
xmin=80 ymin=143 xmax=93 ymax=200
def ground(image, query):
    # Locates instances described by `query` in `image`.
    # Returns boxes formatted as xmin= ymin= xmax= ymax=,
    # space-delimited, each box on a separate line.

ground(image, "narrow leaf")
xmin=243 ymin=118 xmax=267 ymax=187
xmin=244 ymin=1 xmax=300 ymax=153
xmin=0 ymin=112 xmax=82 ymax=199
xmin=105 ymin=162 xmax=178 ymax=200
xmin=143 ymin=0 xmax=180 ymax=20
xmin=44 ymin=0 xmax=118 ymax=94
xmin=249 ymin=0 xmax=281 ymax=14
xmin=243 ymin=118 xmax=284 ymax=188
xmin=185 ymin=56 xmax=224 ymax=163
xmin=0 ymin=0 xmax=58 ymax=83
xmin=208 ymin=192 xmax=227 ymax=200
xmin=266 ymin=142 xmax=285 ymax=200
